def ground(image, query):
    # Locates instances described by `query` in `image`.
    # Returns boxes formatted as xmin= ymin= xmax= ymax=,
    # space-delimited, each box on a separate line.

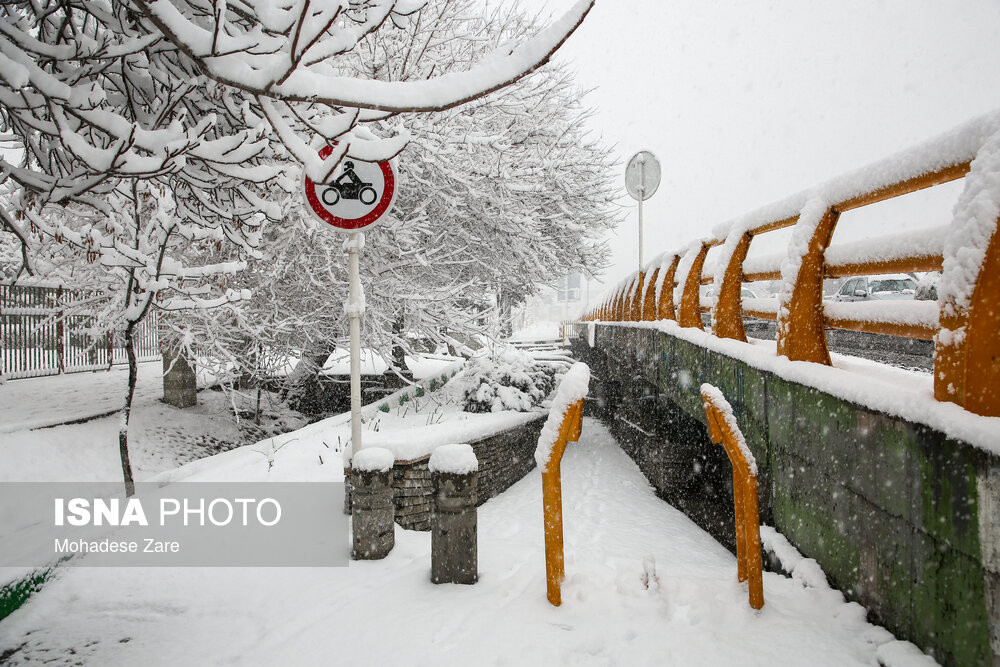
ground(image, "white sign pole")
xmin=625 ymin=151 xmax=660 ymax=274
xmin=638 ymin=156 xmax=645 ymax=271
xmin=344 ymin=233 xmax=365 ymax=462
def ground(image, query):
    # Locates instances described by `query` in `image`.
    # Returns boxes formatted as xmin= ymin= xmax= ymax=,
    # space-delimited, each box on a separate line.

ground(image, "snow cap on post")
xmin=699 ymin=384 xmax=757 ymax=476
xmin=352 ymin=447 xmax=396 ymax=473
xmin=534 ymin=362 xmax=590 ymax=472
xmin=429 ymin=444 xmax=479 ymax=475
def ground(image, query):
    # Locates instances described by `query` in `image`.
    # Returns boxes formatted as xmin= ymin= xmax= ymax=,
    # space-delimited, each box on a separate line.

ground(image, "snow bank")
xmin=428 ymin=444 xmax=478 ymax=475
xmin=759 ymin=525 xmax=940 ymax=665
xmin=699 ymin=384 xmax=757 ymax=476
xmin=534 ymin=362 xmax=590 ymax=472
xmin=352 ymin=447 xmax=395 ymax=473
xmin=364 ymin=411 xmax=540 ymax=464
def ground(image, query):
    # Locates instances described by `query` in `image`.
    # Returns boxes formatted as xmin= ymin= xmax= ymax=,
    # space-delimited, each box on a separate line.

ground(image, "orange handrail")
xmin=541 ymin=398 xmax=584 ymax=607
xmin=700 ymin=385 xmax=764 ymax=610
xmin=579 ymin=113 xmax=1000 ymax=418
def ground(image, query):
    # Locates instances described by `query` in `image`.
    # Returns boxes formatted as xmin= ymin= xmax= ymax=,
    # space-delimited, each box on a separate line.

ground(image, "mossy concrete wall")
xmin=573 ymin=323 xmax=999 ymax=667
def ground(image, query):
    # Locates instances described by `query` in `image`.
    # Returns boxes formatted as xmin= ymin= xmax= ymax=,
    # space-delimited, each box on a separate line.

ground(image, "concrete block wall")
xmin=573 ymin=324 xmax=1000 ymax=667
xmin=391 ymin=415 xmax=546 ymax=531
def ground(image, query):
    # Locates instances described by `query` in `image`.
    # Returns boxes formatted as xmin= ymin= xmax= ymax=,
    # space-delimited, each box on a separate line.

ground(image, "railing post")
xmin=540 ymin=398 xmax=584 ymax=606
xmin=678 ymin=244 xmax=709 ymax=329
xmin=713 ymin=233 xmax=753 ymax=341
xmin=935 ymin=162 xmax=1000 ymax=416
xmin=642 ymin=267 xmax=660 ymax=321
xmin=658 ymin=255 xmax=680 ymax=321
xmin=776 ymin=206 xmax=840 ymax=364
xmin=612 ymin=287 xmax=623 ymax=321
xmin=700 ymin=384 xmax=764 ymax=611
xmin=629 ymin=272 xmax=645 ymax=321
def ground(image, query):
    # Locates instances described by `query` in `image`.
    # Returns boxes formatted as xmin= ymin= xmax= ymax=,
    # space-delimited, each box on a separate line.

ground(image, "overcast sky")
xmin=538 ymin=0 xmax=1000 ymax=296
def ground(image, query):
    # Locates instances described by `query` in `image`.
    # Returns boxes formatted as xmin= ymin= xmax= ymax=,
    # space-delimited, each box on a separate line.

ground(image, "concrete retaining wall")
xmin=574 ymin=323 xmax=999 ymax=667
xmin=392 ymin=414 xmax=545 ymax=531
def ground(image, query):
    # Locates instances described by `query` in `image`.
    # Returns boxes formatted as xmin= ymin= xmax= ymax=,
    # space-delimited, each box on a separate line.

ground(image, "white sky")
xmin=538 ymin=0 xmax=1000 ymax=294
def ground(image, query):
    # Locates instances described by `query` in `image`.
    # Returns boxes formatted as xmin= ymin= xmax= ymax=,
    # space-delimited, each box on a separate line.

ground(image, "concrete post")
xmin=162 ymin=348 xmax=197 ymax=408
xmin=430 ymin=444 xmax=479 ymax=584
xmin=350 ymin=448 xmax=395 ymax=560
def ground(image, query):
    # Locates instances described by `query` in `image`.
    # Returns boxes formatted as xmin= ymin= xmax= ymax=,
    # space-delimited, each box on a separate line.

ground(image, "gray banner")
xmin=0 ymin=482 xmax=348 ymax=567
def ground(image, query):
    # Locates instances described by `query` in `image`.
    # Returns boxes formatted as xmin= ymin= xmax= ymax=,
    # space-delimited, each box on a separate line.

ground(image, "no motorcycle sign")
xmin=303 ymin=145 xmax=397 ymax=232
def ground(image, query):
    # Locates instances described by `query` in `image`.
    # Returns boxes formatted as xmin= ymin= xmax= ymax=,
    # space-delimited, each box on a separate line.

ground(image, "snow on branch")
xmin=135 ymin=0 xmax=595 ymax=112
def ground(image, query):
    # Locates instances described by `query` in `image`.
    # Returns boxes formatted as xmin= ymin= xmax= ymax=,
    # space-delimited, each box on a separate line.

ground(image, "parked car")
xmin=703 ymin=287 xmax=758 ymax=300
xmin=702 ymin=287 xmax=764 ymax=332
xmin=831 ymin=273 xmax=917 ymax=302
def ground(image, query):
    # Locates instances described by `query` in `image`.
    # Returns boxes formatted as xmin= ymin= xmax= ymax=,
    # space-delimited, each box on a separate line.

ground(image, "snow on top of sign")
xmin=534 ymin=362 xmax=590 ymax=472
xmin=939 ymin=129 xmax=1000 ymax=321
xmin=352 ymin=447 xmax=395 ymax=473
xmin=428 ymin=443 xmax=478 ymax=475
xmin=700 ymin=383 xmax=757 ymax=476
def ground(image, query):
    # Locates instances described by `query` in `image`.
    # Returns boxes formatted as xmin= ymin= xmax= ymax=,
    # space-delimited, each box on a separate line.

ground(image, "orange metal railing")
xmin=540 ymin=398 xmax=584 ymax=607
xmin=700 ymin=385 xmax=764 ymax=610
xmin=581 ymin=113 xmax=1000 ymax=418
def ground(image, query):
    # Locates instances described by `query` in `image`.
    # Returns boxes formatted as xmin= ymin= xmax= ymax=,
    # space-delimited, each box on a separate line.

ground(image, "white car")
xmin=832 ymin=273 xmax=917 ymax=302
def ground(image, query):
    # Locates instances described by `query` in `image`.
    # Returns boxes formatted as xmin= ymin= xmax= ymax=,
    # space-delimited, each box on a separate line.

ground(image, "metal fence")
xmin=0 ymin=283 xmax=159 ymax=380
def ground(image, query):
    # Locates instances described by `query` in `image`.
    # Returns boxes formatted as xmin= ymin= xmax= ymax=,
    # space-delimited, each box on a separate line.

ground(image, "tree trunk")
xmin=282 ymin=341 xmax=337 ymax=412
xmin=391 ymin=315 xmax=409 ymax=374
xmin=118 ymin=322 xmax=138 ymax=497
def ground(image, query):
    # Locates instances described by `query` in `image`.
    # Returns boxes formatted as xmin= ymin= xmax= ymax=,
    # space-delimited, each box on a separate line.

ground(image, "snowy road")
xmin=0 ymin=419 xmax=900 ymax=666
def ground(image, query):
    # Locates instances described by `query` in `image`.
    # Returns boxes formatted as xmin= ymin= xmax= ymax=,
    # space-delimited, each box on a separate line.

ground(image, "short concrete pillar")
xmin=350 ymin=448 xmax=396 ymax=560
xmin=429 ymin=444 xmax=479 ymax=585
xmin=162 ymin=348 xmax=197 ymax=408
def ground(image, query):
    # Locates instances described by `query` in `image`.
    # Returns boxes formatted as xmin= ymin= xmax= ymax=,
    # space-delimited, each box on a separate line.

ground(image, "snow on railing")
xmin=700 ymin=383 xmax=763 ymax=610
xmin=583 ymin=108 xmax=1000 ymax=418
xmin=534 ymin=361 xmax=589 ymax=607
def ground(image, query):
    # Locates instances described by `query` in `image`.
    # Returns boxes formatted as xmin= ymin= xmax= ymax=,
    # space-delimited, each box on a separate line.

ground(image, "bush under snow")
xmin=460 ymin=349 xmax=558 ymax=413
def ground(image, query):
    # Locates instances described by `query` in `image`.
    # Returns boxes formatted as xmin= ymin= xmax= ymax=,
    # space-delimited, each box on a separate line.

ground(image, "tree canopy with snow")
xmin=170 ymin=1 xmax=618 ymax=406
xmin=0 ymin=0 xmax=596 ymax=494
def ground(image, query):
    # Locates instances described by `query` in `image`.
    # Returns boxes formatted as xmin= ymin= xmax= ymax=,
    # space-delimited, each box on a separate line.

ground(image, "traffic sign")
xmin=303 ymin=145 xmax=397 ymax=232
xmin=625 ymin=151 xmax=660 ymax=201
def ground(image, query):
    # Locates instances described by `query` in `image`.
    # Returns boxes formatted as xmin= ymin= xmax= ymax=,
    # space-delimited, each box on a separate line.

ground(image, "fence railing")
xmin=1 ymin=283 xmax=159 ymax=380
xmin=583 ymin=110 xmax=1000 ymax=418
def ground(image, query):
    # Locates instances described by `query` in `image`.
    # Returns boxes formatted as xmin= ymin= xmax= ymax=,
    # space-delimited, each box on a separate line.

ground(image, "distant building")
xmin=512 ymin=272 xmax=589 ymax=333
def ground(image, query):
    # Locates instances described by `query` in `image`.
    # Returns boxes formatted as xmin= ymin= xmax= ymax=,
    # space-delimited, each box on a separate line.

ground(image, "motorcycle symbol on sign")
xmin=322 ymin=161 xmax=378 ymax=206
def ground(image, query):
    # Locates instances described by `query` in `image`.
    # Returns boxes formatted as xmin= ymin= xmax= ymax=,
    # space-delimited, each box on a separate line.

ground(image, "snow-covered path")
xmin=0 ymin=419 xmax=891 ymax=666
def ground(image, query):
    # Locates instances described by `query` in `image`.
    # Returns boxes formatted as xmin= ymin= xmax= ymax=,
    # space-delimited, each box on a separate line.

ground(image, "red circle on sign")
xmin=303 ymin=144 xmax=396 ymax=232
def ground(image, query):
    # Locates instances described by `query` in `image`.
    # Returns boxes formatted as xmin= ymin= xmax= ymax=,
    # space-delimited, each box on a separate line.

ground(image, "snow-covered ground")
xmin=0 ymin=362 xmax=165 ymax=433
xmin=510 ymin=321 xmax=562 ymax=343
xmin=0 ymin=353 xmax=465 ymax=484
xmin=0 ymin=419 xmax=921 ymax=666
